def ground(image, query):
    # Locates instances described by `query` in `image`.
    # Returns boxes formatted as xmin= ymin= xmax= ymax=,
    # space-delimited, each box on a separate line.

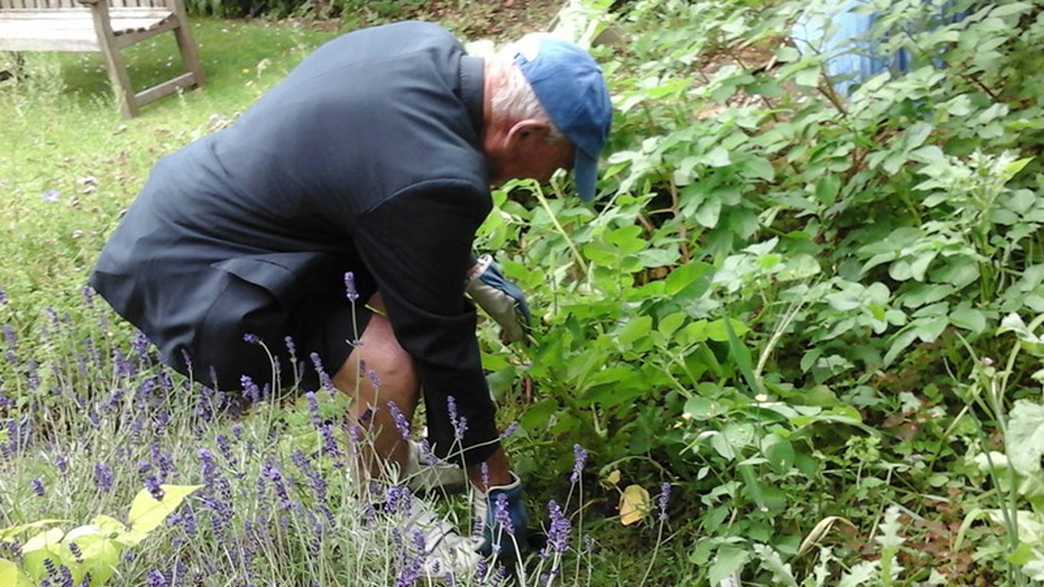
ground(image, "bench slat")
xmin=0 ymin=7 xmax=171 ymax=18
xmin=0 ymin=12 xmax=172 ymax=33
xmin=0 ymin=24 xmax=97 ymax=50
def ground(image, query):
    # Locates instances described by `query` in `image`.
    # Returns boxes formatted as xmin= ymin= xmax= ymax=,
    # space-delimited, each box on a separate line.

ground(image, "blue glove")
xmin=466 ymin=255 xmax=531 ymax=344
xmin=473 ymin=473 xmax=530 ymax=560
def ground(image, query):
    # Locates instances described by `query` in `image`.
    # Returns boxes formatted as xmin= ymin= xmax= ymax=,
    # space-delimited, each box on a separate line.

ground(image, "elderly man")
xmin=89 ymin=20 xmax=611 ymax=572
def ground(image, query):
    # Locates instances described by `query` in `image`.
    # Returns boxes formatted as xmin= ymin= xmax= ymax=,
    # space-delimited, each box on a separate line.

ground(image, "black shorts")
xmin=185 ymin=258 xmax=377 ymax=395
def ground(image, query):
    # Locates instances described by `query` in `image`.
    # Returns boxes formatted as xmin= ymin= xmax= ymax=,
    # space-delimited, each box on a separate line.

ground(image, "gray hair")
xmin=487 ymin=33 xmax=565 ymax=143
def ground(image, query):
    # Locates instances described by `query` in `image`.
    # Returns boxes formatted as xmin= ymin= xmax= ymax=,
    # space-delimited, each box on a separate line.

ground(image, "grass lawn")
xmin=0 ymin=16 xmax=685 ymax=587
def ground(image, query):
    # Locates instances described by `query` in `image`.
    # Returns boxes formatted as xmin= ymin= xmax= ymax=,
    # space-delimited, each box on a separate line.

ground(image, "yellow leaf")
xmin=21 ymin=528 xmax=65 ymax=553
xmin=0 ymin=519 xmax=66 ymax=542
xmin=607 ymin=470 xmax=621 ymax=485
xmin=619 ymin=484 xmax=650 ymax=526
xmin=0 ymin=558 xmax=35 ymax=587
xmin=127 ymin=484 xmax=202 ymax=537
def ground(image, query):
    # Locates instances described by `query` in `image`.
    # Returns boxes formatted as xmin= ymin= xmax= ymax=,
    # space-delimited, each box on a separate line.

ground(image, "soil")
xmin=290 ymin=0 xmax=566 ymax=43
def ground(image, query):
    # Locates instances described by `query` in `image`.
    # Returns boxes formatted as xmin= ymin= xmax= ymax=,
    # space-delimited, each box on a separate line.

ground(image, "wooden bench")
xmin=0 ymin=0 xmax=204 ymax=118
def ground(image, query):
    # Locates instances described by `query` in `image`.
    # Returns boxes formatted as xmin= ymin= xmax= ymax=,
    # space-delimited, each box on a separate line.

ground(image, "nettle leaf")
xmin=1007 ymin=400 xmax=1044 ymax=476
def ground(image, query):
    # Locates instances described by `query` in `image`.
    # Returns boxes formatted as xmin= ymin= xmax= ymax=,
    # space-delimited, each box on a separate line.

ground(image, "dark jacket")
xmin=90 ymin=21 xmax=499 ymax=463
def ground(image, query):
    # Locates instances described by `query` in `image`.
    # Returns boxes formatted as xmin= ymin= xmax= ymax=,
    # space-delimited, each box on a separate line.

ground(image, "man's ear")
xmin=505 ymin=120 xmax=552 ymax=150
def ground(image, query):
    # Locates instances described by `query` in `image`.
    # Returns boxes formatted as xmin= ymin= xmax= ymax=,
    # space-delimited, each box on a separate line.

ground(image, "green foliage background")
xmin=1 ymin=0 xmax=1044 ymax=584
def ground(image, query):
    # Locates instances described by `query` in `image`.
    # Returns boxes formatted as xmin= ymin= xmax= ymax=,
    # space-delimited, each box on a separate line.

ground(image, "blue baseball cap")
xmin=514 ymin=37 xmax=612 ymax=202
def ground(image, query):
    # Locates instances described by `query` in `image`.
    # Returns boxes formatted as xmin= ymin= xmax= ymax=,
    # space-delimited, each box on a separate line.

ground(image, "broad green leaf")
xmin=709 ymin=545 xmax=748 ymax=585
xmin=617 ymin=316 xmax=652 ymax=348
xmin=684 ymin=397 xmax=725 ymax=421
xmin=701 ymin=147 xmax=731 ymax=168
xmin=127 ymin=484 xmax=202 ymax=537
xmin=1008 ymin=400 xmax=1044 ymax=476
xmin=743 ymin=156 xmax=775 ymax=181
xmin=950 ymin=305 xmax=987 ymax=334
xmin=658 ymin=312 xmax=686 ymax=338
xmin=706 ymin=318 xmax=750 ymax=342
xmin=762 ymin=435 xmax=795 ymax=471
xmin=695 ymin=197 xmax=723 ymax=228
xmin=723 ymin=316 xmax=760 ymax=395
xmin=521 ymin=398 xmax=557 ymax=430
xmin=794 ymin=66 xmax=819 ymax=87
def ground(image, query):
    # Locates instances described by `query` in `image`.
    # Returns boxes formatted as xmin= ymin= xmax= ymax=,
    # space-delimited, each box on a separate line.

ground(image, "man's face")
xmin=486 ymin=120 xmax=575 ymax=187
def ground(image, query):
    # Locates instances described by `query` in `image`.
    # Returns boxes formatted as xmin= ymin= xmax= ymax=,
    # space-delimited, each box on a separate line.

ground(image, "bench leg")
xmin=98 ymin=40 xmax=137 ymax=118
xmin=173 ymin=22 xmax=205 ymax=87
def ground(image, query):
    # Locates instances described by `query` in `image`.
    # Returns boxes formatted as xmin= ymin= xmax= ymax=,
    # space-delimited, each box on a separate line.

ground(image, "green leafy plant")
xmin=0 ymin=485 xmax=200 ymax=586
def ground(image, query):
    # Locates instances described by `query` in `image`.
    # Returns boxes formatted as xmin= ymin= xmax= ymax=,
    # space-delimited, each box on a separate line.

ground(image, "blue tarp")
xmin=791 ymin=1 xmax=966 ymax=97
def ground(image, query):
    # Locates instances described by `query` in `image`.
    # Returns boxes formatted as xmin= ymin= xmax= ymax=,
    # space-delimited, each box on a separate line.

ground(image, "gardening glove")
xmin=471 ymin=473 xmax=530 ymax=560
xmin=403 ymin=438 xmax=468 ymax=494
xmin=466 ymin=254 xmax=531 ymax=344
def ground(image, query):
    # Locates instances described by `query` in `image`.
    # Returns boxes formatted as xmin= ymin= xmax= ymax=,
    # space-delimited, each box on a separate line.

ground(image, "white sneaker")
xmin=403 ymin=439 xmax=468 ymax=494
xmin=400 ymin=495 xmax=483 ymax=580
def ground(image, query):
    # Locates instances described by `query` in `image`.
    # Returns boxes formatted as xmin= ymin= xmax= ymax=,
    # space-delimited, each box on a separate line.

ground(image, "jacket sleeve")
xmin=352 ymin=181 xmax=499 ymax=466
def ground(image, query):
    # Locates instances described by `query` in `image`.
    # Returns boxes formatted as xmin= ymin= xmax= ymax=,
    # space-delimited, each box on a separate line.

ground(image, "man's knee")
xmin=333 ymin=311 xmax=417 ymax=399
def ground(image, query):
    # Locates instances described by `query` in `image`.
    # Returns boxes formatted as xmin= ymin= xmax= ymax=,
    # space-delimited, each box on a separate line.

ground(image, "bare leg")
xmin=332 ymin=292 xmax=514 ymax=489
xmin=469 ymin=447 xmax=512 ymax=490
xmin=332 ymin=293 xmax=419 ymax=478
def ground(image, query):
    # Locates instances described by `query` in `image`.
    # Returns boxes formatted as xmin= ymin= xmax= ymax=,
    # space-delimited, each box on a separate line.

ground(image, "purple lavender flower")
xmin=31 ymin=478 xmax=45 ymax=497
xmin=94 ymin=463 xmax=114 ymax=492
xmin=571 ymin=444 xmax=588 ymax=485
xmin=262 ymin=462 xmax=292 ymax=510
xmin=132 ymin=332 xmax=150 ymax=363
xmin=366 ymin=368 xmax=381 ymax=390
xmin=240 ymin=375 xmax=261 ymax=404
xmin=291 ymin=450 xmax=327 ymax=503
xmin=216 ymin=434 xmax=234 ymax=464
xmin=319 ymin=423 xmax=344 ymax=465
xmin=305 ymin=392 xmax=321 ymax=427
xmin=480 ymin=462 xmax=490 ymax=490
xmin=657 ymin=482 xmax=671 ymax=521
xmin=179 ymin=505 xmax=197 ymax=537
xmin=543 ymin=500 xmax=570 ymax=556
xmin=500 ymin=421 xmax=520 ymax=439
xmin=493 ymin=493 xmax=514 ymax=535
xmin=243 ymin=333 xmax=259 ymax=345
xmin=55 ymin=454 xmax=68 ymax=474
xmin=385 ymin=484 xmax=411 ymax=515
xmin=387 ymin=401 xmax=411 ymax=440
xmin=345 ymin=272 xmax=360 ymax=303
xmin=82 ymin=286 xmax=95 ymax=306
xmin=0 ymin=288 xmax=6 ymax=305
xmin=310 ymin=352 xmax=333 ymax=390
xmin=151 ymin=443 xmax=175 ymax=481
xmin=67 ymin=542 xmax=83 ymax=563
xmin=144 ymin=476 xmax=165 ymax=501
xmin=447 ymin=396 xmax=467 ymax=440
xmin=42 ymin=189 xmax=60 ymax=203
xmin=145 ymin=569 xmax=167 ymax=587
